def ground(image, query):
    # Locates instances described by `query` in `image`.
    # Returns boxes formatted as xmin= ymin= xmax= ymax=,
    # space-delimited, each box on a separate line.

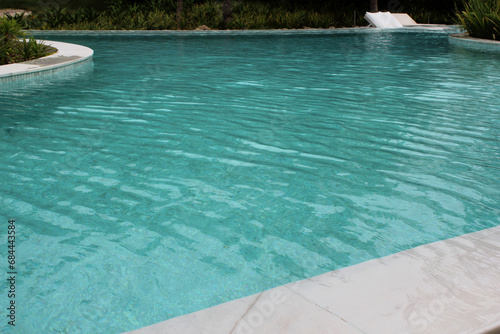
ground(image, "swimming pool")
xmin=1 ymin=29 xmax=499 ymax=333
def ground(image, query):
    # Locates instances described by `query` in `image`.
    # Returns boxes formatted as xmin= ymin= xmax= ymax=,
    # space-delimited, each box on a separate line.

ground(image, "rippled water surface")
xmin=1 ymin=30 xmax=499 ymax=333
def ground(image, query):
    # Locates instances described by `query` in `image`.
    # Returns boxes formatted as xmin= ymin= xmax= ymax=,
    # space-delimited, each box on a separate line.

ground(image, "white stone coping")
xmin=0 ymin=40 xmax=93 ymax=81
xmin=449 ymin=33 xmax=500 ymax=52
xmin=126 ymin=225 xmax=500 ymax=334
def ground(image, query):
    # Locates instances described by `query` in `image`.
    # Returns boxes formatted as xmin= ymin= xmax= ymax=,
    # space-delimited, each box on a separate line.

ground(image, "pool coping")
xmin=126 ymin=225 xmax=500 ymax=334
xmin=449 ymin=33 xmax=500 ymax=52
xmin=25 ymin=24 xmax=458 ymax=36
xmin=0 ymin=40 xmax=93 ymax=82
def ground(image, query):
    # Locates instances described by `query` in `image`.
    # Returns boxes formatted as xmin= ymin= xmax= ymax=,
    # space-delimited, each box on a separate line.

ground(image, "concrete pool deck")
xmin=127 ymin=225 xmax=500 ymax=334
xmin=0 ymin=40 xmax=93 ymax=82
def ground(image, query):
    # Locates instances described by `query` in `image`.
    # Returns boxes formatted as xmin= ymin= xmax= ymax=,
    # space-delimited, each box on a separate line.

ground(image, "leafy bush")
xmin=188 ymin=2 xmax=224 ymax=29
xmin=10 ymin=0 xmax=464 ymax=31
xmin=0 ymin=18 xmax=56 ymax=65
xmin=16 ymin=37 xmax=53 ymax=61
xmin=16 ymin=0 xmax=341 ymax=30
xmin=225 ymin=2 xmax=335 ymax=29
xmin=0 ymin=37 xmax=15 ymax=64
xmin=0 ymin=17 xmax=26 ymax=42
xmin=456 ymin=0 xmax=500 ymax=40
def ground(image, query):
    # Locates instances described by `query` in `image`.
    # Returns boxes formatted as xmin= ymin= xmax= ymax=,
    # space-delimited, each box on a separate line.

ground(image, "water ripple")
xmin=1 ymin=31 xmax=499 ymax=334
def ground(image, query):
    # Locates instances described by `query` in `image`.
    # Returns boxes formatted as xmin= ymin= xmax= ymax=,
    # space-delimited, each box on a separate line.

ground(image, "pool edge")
xmin=125 ymin=225 xmax=500 ymax=334
xmin=0 ymin=40 xmax=93 ymax=83
xmin=449 ymin=33 xmax=500 ymax=52
xmin=25 ymin=25 xmax=458 ymax=36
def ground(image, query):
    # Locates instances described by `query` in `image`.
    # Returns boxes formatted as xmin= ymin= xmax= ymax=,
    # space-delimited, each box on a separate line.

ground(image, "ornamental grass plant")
xmin=0 ymin=17 xmax=55 ymax=65
xmin=456 ymin=0 xmax=500 ymax=40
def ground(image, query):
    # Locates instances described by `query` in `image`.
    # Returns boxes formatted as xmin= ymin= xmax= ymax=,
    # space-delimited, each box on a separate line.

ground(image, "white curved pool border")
xmin=449 ymin=33 xmax=500 ymax=52
xmin=0 ymin=40 xmax=93 ymax=82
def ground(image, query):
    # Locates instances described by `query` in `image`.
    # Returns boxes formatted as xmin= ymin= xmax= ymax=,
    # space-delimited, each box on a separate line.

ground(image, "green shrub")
xmin=456 ymin=0 xmax=500 ymax=40
xmin=0 ymin=17 xmax=55 ymax=65
xmin=0 ymin=18 xmax=26 ymax=42
xmin=0 ymin=36 xmax=15 ymax=64
xmin=16 ymin=0 xmax=460 ymax=31
xmin=187 ymin=2 xmax=223 ymax=29
xmin=20 ymin=0 xmax=342 ymax=30
xmin=16 ymin=37 xmax=53 ymax=61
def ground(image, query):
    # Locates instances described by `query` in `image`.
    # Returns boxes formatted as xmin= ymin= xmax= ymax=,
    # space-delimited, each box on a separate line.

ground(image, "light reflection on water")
xmin=0 ymin=30 xmax=499 ymax=333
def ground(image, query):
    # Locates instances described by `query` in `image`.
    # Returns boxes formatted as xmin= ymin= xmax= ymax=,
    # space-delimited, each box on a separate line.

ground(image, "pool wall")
xmin=449 ymin=33 xmax=500 ymax=52
xmin=0 ymin=40 xmax=93 ymax=83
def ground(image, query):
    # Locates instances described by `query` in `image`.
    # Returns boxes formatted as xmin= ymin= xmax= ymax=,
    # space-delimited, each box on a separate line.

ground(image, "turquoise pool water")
xmin=1 ymin=30 xmax=499 ymax=333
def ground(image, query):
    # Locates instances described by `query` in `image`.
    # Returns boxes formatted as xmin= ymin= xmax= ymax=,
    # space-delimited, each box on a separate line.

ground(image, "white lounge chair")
xmin=364 ymin=12 xmax=417 ymax=29
xmin=392 ymin=13 xmax=418 ymax=26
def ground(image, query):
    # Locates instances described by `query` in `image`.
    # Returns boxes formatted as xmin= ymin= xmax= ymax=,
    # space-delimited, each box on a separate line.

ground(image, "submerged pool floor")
xmin=0 ymin=30 xmax=499 ymax=333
